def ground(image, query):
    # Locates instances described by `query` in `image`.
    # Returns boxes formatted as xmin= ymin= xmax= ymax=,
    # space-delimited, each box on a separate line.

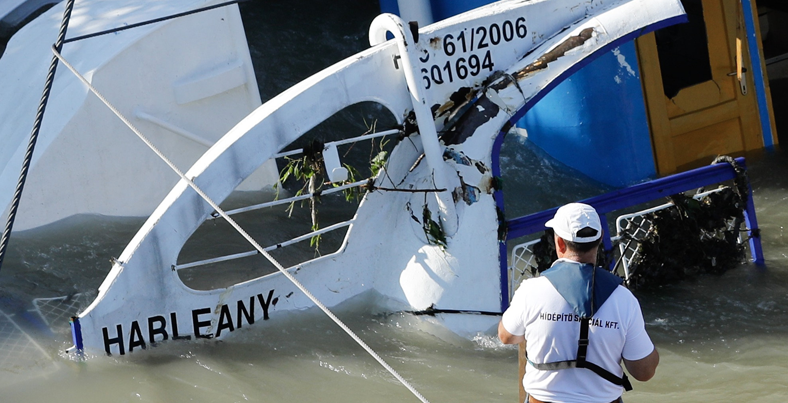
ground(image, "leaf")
xmin=310 ymin=223 xmax=321 ymax=249
xmin=370 ymin=151 xmax=388 ymax=177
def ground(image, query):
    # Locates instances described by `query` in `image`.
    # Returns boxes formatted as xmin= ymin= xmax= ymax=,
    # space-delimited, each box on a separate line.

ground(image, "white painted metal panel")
xmin=0 ymin=0 xmax=278 ymax=231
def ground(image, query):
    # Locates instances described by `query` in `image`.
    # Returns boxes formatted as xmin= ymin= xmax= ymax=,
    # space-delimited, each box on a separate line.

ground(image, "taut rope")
xmin=51 ymin=44 xmax=431 ymax=403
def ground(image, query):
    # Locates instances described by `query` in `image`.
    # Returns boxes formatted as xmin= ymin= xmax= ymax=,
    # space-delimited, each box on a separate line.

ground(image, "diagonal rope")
xmin=0 ymin=0 xmax=75 ymax=273
xmin=51 ymin=46 xmax=430 ymax=403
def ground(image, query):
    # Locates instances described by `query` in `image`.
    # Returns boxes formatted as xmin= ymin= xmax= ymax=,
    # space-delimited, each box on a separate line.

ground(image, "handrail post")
xmin=739 ymin=161 xmax=764 ymax=265
xmin=369 ymin=14 xmax=458 ymax=236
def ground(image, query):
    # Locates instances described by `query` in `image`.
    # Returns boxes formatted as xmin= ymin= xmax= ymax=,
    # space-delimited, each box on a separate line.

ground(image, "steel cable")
xmin=51 ymin=46 xmax=431 ymax=403
xmin=0 ymin=0 xmax=75 ymax=272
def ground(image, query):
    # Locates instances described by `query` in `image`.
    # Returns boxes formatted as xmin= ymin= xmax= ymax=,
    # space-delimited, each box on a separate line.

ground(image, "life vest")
xmin=528 ymin=260 xmax=633 ymax=391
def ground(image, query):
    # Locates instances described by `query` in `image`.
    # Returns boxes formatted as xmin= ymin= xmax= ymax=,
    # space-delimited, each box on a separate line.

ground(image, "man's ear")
xmin=554 ymin=235 xmax=568 ymax=255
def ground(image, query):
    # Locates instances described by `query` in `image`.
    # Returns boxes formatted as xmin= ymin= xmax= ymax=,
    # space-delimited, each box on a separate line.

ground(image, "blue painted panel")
xmin=429 ymin=0 xmax=493 ymax=20
xmin=378 ymin=0 xmax=399 ymax=16
xmin=378 ymin=0 xmax=490 ymax=22
xmin=741 ymin=0 xmax=774 ymax=147
xmin=518 ymin=41 xmax=656 ymax=187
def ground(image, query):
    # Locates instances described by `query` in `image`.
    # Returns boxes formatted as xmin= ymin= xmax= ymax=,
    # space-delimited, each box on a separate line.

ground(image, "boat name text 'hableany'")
xmin=102 ymin=289 xmax=277 ymax=355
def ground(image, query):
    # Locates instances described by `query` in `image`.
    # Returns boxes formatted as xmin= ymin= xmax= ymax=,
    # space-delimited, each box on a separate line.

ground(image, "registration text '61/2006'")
xmin=421 ymin=17 xmax=528 ymax=89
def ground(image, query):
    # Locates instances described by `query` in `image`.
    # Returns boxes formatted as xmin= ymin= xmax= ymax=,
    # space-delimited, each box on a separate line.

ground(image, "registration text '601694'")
xmin=420 ymin=17 xmax=528 ymax=89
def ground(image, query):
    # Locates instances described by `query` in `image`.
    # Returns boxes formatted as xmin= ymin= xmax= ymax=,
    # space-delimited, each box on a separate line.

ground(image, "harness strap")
xmin=526 ymin=358 xmax=577 ymax=371
xmin=579 ymin=318 xmax=632 ymax=390
xmin=526 ymin=319 xmax=633 ymax=391
xmin=577 ymin=317 xmax=590 ymax=364
xmin=526 ymin=357 xmax=632 ymax=390
xmin=527 ymin=359 xmax=633 ymax=391
xmin=583 ymin=361 xmax=633 ymax=390
xmin=534 ymin=261 xmax=633 ymax=391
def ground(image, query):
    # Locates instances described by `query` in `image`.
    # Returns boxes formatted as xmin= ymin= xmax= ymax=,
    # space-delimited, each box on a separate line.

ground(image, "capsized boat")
xmin=64 ymin=0 xmax=694 ymax=356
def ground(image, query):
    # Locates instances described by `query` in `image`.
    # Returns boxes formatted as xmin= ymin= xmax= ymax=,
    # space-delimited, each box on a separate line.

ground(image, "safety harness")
xmin=527 ymin=261 xmax=633 ymax=391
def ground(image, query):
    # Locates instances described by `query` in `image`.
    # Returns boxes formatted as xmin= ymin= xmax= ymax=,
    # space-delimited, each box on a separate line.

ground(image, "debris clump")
xmin=626 ymin=187 xmax=746 ymax=288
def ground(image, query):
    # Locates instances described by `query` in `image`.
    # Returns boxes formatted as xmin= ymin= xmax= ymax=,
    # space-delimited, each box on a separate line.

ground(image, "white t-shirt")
xmin=501 ymin=267 xmax=654 ymax=403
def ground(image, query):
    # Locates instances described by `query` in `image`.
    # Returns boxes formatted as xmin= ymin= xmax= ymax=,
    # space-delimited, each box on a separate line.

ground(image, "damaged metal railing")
xmin=503 ymin=157 xmax=763 ymax=301
xmin=207 ymin=128 xmax=398 ymax=219
xmin=613 ymin=187 xmax=734 ymax=280
xmin=177 ymin=129 xmax=398 ymax=271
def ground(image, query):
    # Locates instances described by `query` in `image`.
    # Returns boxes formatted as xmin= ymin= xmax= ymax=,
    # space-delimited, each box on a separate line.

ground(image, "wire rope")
xmin=0 ymin=0 xmax=75 ymax=272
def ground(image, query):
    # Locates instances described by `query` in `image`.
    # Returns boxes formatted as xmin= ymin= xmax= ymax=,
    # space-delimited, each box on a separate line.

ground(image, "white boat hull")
xmin=71 ymin=0 xmax=686 ymax=355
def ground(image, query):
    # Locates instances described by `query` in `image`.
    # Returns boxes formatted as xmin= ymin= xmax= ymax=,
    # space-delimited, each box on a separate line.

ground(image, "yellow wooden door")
xmin=637 ymin=0 xmax=773 ymax=175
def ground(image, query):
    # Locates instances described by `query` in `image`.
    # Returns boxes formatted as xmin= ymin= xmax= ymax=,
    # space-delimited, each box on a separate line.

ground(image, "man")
xmin=499 ymin=203 xmax=659 ymax=403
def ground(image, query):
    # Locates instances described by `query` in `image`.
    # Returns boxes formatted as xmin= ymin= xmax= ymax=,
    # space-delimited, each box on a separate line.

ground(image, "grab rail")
xmin=272 ymin=128 xmax=400 ymax=159
xmin=211 ymin=128 xmax=399 ymax=219
xmin=175 ymin=219 xmax=355 ymax=270
xmin=187 ymin=127 xmax=398 ymax=269
xmin=210 ymin=179 xmax=368 ymax=219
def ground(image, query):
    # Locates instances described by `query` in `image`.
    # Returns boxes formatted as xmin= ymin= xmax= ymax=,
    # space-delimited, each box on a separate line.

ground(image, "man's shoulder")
xmin=522 ymin=275 xmax=553 ymax=288
xmin=606 ymin=284 xmax=642 ymax=308
xmin=513 ymin=276 xmax=556 ymax=297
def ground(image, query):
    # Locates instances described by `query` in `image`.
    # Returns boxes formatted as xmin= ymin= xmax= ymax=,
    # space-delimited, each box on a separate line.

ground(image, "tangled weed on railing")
xmin=274 ymin=121 xmax=394 ymax=252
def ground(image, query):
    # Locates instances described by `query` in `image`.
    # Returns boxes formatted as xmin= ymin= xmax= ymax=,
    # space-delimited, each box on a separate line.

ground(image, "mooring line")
xmin=0 ymin=0 xmax=75 ymax=273
xmin=51 ymin=46 xmax=430 ymax=403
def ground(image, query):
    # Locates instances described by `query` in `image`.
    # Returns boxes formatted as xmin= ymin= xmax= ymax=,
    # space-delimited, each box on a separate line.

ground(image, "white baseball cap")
xmin=545 ymin=203 xmax=602 ymax=242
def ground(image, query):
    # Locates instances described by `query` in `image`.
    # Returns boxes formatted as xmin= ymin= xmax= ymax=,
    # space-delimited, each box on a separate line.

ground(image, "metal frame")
xmin=178 ymin=129 xmax=394 ymax=271
xmin=500 ymin=157 xmax=763 ymax=309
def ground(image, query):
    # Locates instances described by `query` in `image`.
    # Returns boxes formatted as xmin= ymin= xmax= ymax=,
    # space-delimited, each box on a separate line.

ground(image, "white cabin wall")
xmin=396 ymin=0 xmax=434 ymax=26
xmin=1 ymin=0 xmax=278 ymax=231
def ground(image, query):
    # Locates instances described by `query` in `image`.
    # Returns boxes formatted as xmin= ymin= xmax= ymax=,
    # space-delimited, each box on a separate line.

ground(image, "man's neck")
xmin=557 ymin=251 xmax=596 ymax=265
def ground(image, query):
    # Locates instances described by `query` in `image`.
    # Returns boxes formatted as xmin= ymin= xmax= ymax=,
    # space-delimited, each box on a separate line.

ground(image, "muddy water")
xmin=0 ymin=148 xmax=786 ymax=403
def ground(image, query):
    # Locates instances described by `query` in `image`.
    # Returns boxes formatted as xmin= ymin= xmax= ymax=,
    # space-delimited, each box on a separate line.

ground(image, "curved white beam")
xmin=73 ymin=0 xmax=685 ymax=356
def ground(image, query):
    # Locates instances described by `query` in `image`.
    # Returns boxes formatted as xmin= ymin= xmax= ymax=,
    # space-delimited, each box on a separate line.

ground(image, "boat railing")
xmin=503 ymin=157 xmax=763 ymax=303
xmin=32 ymin=293 xmax=95 ymax=330
xmin=613 ymin=187 xmax=736 ymax=280
xmin=0 ymin=308 xmax=50 ymax=367
xmin=508 ymin=238 xmax=541 ymax=298
xmin=174 ymin=128 xmax=398 ymax=274
xmin=205 ymin=128 xmax=399 ymax=219
xmin=208 ymin=181 xmax=367 ymax=220
xmin=174 ymin=219 xmax=356 ymax=271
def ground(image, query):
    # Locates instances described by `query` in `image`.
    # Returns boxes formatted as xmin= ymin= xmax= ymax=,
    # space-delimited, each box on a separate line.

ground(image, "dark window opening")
xmin=654 ymin=0 xmax=713 ymax=99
